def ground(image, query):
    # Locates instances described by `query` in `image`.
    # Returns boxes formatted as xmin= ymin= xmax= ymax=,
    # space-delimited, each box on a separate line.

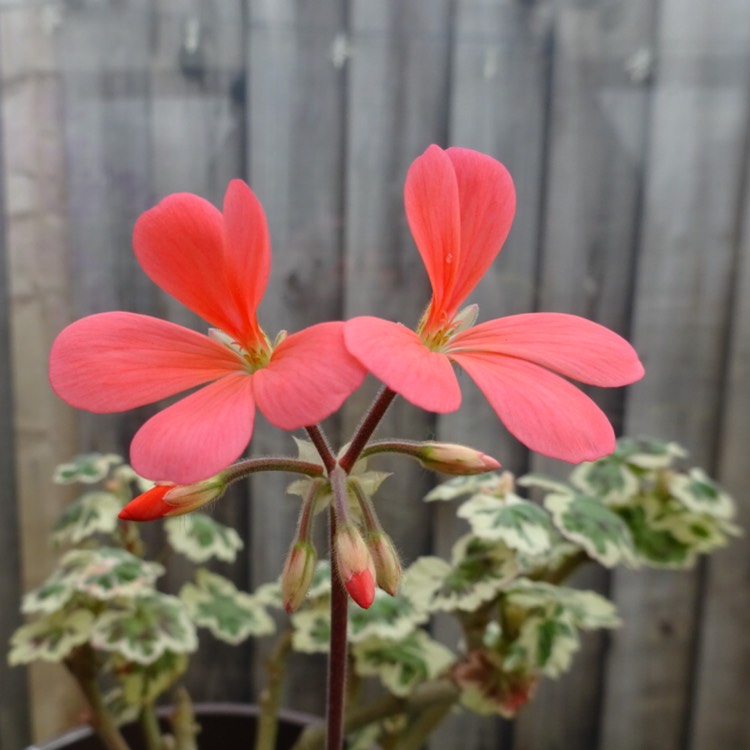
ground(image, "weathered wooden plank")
xmin=514 ymin=1 xmax=656 ymax=748
xmin=343 ymin=0 xmax=451 ymax=606
xmin=245 ymin=0 xmax=347 ymax=716
xmin=600 ymin=1 xmax=750 ymax=748
xmin=148 ymin=0 xmax=251 ymax=704
xmin=0 ymin=11 xmax=31 ymax=748
xmin=433 ymin=1 xmax=554 ymax=747
xmin=0 ymin=4 xmax=78 ymax=742
xmin=688 ymin=73 xmax=750 ymax=749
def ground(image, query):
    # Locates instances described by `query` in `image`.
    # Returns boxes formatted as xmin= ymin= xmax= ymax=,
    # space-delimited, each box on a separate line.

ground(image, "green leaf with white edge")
xmin=618 ymin=505 xmax=695 ymax=568
xmin=669 ymin=468 xmax=736 ymax=520
xmin=115 ymin=651 xmax=189 ymax=706
xmin=164 ymin=513 xmax=244 ymax=564
xmin=616 ymin=437 xmax=687 ymax=469
xmin=60 ymin=547 xmax=163 ymax=600
xmin=665 ymin=512 xmax=738 ymax=553
xmin=306 ymin=560 xmax=333 ymax=600
xmin=506 ymin=580 xmax=621 ymax=630
xmin=180 ymin=569 xmax=275 ymax=644
xmin=92 ymin=593 xmax=197 ymax=664
xmin=545 ymin=493 xmax=636 ymax=568
xmin=348 ymin=588 xmax=427 ymax=643
xmin=504 ymin=610 xmax=580 ymax=678
xmin=8 ymin=609 xmax=95 ymax=664
xmin=406 ymin=536 xmax=518 ymax=613
xmin=400 ymin=556 xmax=453 ymax=613
xmin=517 ymin=474 xmax=572 ymax=496
xmin=111 ymin=464 xmax=154 ymax=494
xmin=255 ymin=580 xmax=284 ymax=609
xmin=22 ymin=571 xmax=75 ymax=614
xmin=291 ymin=605 xmax=330 ymax=654
xmin=457 ymin=492 xmax=553 ymax=555
xmin=53 ymin=454 xmax=123 ymax=485
xmin=352 ymin=631 xmax=454 ymax=697
xmin=425 ymin=472 xmax=510 ymax=502
xmin=569 ymin=458 xmax=640 ymax=507
xmin=52 ymin=491 xmax=122 ymax=546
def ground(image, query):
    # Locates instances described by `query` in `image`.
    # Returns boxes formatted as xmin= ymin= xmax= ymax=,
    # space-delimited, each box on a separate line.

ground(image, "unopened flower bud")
xmin=118 ymin=476 xmax=226 ymax=522
xmin=419 ymin=442 xmax=501 ymax=475
xmin=335 ymin=526 xmax=376 ymax=609
xmin=365 ymin=531 xmax=401 ymax=596
xmin=281 ymin=541 xmax=317 ymax=613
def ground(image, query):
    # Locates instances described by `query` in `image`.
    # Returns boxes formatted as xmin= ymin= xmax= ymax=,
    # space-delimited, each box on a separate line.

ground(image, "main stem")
xmin=327 ymin=507 xmax=349 ymax=750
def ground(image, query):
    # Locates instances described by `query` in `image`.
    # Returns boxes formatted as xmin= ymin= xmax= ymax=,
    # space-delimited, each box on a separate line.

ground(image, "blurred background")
xmin=0 ymin=0 xmax=748 ymax=749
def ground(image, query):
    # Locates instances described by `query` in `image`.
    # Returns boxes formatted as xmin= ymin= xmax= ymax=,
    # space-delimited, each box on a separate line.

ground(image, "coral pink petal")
xmin=451 ymin=313 xmax=645 ymax=387
xmin=130 ymin=373 xmax=255 ymax=483
xmin=133 ymin=192 xmax=245 ymax=341
xmin=253 ymin=322 xmax=366 ymax=430
xmin=344 ymin=317 xmax=462 ymax=413
xmin=222 ymin=180 xmax=271 ymax=339
xmin=451 ymin=352 xmax=616 ymax=462
xmin=404 ymin=145 xmax=461 ymax=320
xmin=49 ymin=312 xmax=243 ymax=412
xmin=444 ymin=148 xmax=516 ymax=314
xmin=345 ymin=569 xmax=375 ymax=609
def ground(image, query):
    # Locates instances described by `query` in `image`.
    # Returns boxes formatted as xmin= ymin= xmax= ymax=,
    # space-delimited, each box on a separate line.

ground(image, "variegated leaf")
xmin=92 ymin=593 xmax=197 ymax=664
xmin=545 ymin=493 xmax=636 ymax=568
xmin=615 ymin=437 xmax=687 ymax=469
xmin=291 ymin=606 xmax=330 ymax=654
xmin=8 ymin=609 xmax=95 ymax=664
xmin=180 ymin=569 xmax=274 ymax=644
xmin=54 ymin=454 xmax=123 ymax=485
xmin=348 ymin=589 xmax=427 ymax=643
xmin=669 ymin=468 xmax=735 ymax=520
xmin=618 ymin=505 xmax=695 ymax=568
xmin=352 ymin=631 xmax=454 ymax=696
xmin=52 ymin=491 xmax=122 ymax=546
xmin=22 ymin=571 xmax=75 ymax=614
xmin=504 ymin=610 xmax=580 ymax=678
xmin=164 ymin=513 xmax=244 ymax=563
xmin=569 ymin=458 xmax=639 ymax=507
xmin=425 ymin=472 xmax=512 ymax=502
xmin=457 ymin=493 xmax=552 ymax=555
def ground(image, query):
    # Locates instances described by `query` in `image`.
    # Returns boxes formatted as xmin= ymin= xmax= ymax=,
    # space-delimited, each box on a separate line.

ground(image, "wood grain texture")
xmin=601 ymin=0 xmax=750 ymax=748
xmin=515 ymin=1 xmax=656 ymax=748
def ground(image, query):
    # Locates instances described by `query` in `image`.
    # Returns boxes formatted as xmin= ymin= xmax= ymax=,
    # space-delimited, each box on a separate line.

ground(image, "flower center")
xmin=209 ymin=328 xmax=273 ymax=373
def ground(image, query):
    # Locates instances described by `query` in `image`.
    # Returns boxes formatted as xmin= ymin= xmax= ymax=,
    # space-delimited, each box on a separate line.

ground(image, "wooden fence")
xmin=0 ymin=1 xmax=748 ymax=748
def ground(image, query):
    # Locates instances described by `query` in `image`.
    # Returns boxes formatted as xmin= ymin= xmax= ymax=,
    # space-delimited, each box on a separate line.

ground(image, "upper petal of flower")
xmin=130 ymin=373 xmax=255 ymax=483
xmin=449 ymin=351 xmax=616 ymax=462
xmin=253 ymin=322 xmax=367 ymax=429
xmin=404 ymin=145 xmax=461 ymax=324
xmin=443 ymin=148 xmax=515 ymax=316
xmin=133 ymin=191 xmax=247 ymax=344
xmin=450 ymin=313 xmax=644 ymax=387
xmin=221 ymin=179 xmax=271 ymax=343
xmin=49 ymin=312 xmax=243 ymax=412
xmin=344 ymin=316 xmax=462 ymax=413
xmin=404 ymin=146 xmax=516 ymax=330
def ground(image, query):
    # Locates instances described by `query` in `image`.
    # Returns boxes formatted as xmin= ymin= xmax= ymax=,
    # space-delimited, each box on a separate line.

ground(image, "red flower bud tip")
xmin=281 ymin=541 xmax=317 ymax=613
xmin=420 ymin=442 xmax=501 ymax=475
xmin=118 ymin=484 xmax=174 ymax=521
xmin=119 ymin=475 xmax=226 ymax=522
xmin=344 ymin=568 xmax=376 ymax=609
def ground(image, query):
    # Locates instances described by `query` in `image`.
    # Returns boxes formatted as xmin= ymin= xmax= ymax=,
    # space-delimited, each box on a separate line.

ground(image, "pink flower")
xmin=50 ymin=180 xmax=366 ymax=483
xmin=345 ymin=145 xmax=644 ymax=463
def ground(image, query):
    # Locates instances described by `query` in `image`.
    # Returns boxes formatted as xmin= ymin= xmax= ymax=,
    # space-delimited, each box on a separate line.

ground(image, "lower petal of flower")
xmin=451 ymin=351 xmax=616 ymax=462
xmin=130 ymin=373 xmax=255 ymax=483
xmin=253 ymin=322 xmax=366 ymax=430
xmin=344 ymin=316 xmax=462 ymax=413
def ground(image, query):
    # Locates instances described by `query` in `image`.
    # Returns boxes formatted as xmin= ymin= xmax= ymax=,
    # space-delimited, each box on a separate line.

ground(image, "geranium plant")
xmin=10 ymin=440 xmax=738 ymax=750
xmin=14 ymin=143 xmax=676 ymax=749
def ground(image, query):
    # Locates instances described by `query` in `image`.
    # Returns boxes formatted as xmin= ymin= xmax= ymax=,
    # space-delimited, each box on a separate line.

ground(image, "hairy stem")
xmin=305 ymin=424 xmax=338 ymax=474
xmin=255 ymin=629 xmax=294 ymax=750
xmin=339 ymin=387 xmax=397 ymax=473
xmin=170 ymin=687 xmax=199 ymax=750
xmin=139 ymin=704 xmax=164 ymax=750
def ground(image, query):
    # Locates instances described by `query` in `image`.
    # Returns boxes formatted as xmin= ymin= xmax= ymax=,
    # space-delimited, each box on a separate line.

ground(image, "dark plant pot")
xmin=27 ymin=703 xmax=319 ymax=750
